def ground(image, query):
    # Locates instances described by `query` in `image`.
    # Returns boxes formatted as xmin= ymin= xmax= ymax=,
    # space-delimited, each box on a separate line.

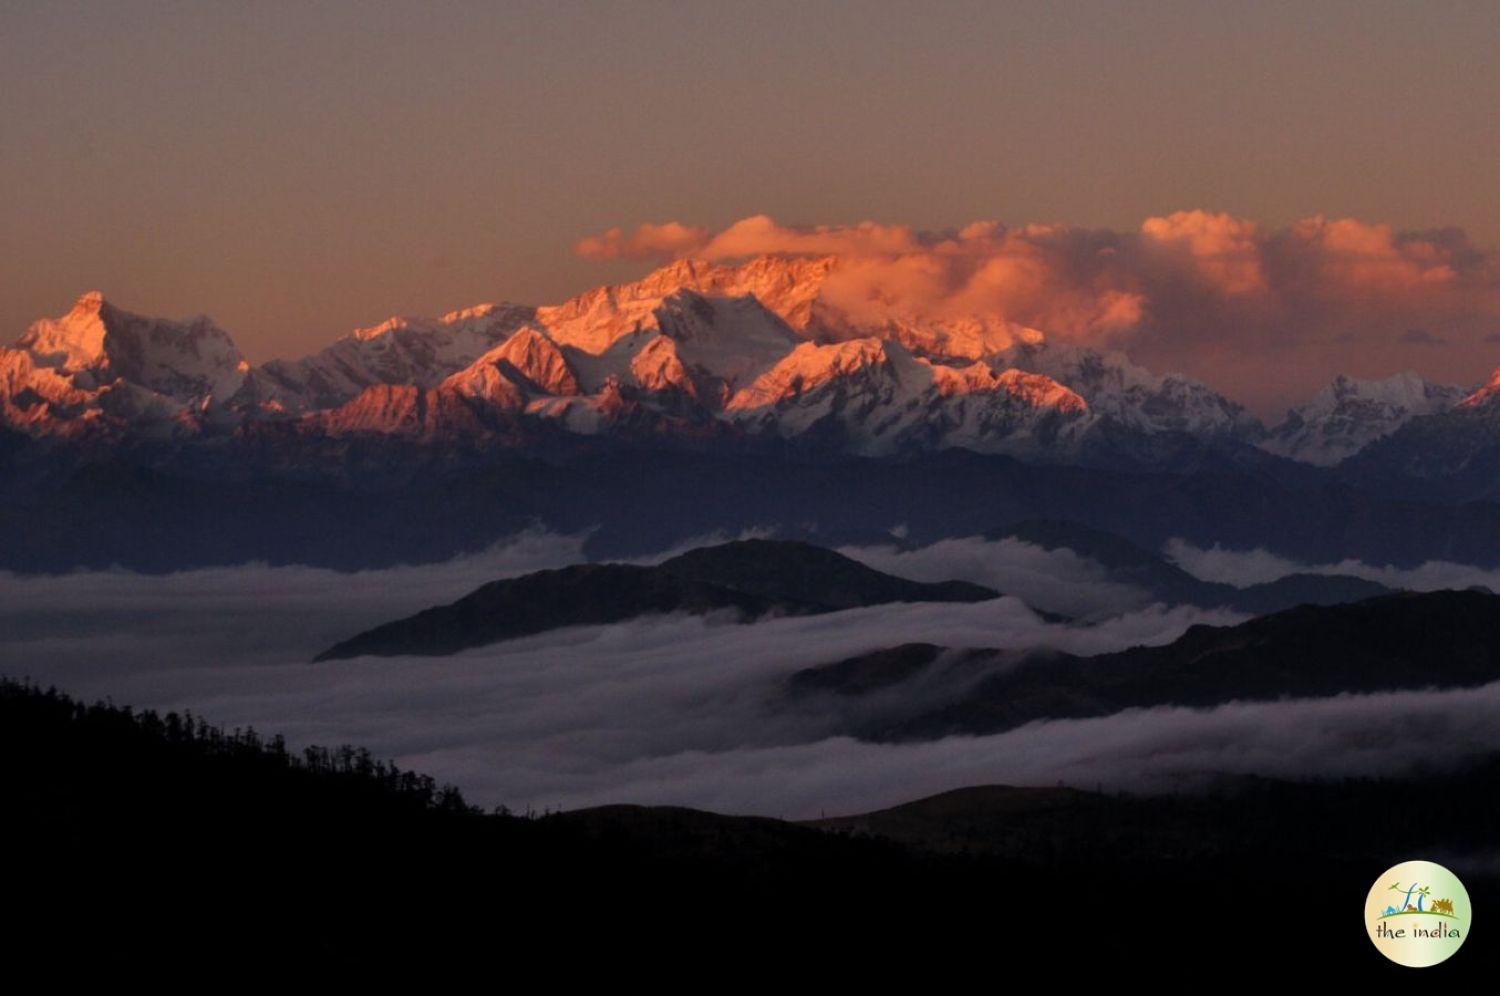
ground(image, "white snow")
xmin=1261 ymin=371 xmax=1465 ymax=465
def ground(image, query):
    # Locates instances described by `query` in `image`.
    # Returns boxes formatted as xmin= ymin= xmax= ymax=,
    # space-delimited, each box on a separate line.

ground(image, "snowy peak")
xmin=1459 ymin=367 xmax=1500 ymax=409
xmin=882 ymin=315 xmax=1042 ymax=363
xmin=1263 ymin=371 xmax=1466 ymax=465
xmin=634 ymin=255 xmax=838 ymax=334
xmin=726 ymin=338 xmax=893 ymax=411
xmin=15 ymin=291 xmax=113 ymax=370
xmin=247 ymin=302 xmax=536 ymax=412
xmin=998 ymin=341 xmax=1258 ymax=440
xmin=16 ymin=290 xmax=247 ymax=399
xmin=444 ymin=326 xmax=579 ymax=401
xmin=486 ymin=326 xmax=580 ymax=396
xmin=628 ymin=335 xmax=697 ymax=399
xmin=536 ymin=255 xmax=837 ymax=355
xmin=652 ymin=290 xmax=800 ymax=387
xmin=940 ymin=365 xmax=1088 ymax=413
xmin=722 ymin=337 xmax=1094 ymax=457
xmin=3 ymin=292 xmax=249 ymax=436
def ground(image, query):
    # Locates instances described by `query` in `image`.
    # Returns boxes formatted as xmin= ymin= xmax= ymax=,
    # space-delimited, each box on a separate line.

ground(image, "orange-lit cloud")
xmin=1140 ymin=210 xmax=1267 ymax=296
xmin=575 ymin=212 xmax=1500 ymax=410
xmin=574 ymin=221 xmax=711 ymax=260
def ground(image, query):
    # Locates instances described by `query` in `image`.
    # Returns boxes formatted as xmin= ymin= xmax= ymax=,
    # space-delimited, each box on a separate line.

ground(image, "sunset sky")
xmin=3 ymin=1 xmax=1498 ymax=410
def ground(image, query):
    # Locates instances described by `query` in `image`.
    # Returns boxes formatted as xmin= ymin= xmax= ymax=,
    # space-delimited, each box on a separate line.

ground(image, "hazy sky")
xmin=3 ymin=1 xmax=1498 ymax=403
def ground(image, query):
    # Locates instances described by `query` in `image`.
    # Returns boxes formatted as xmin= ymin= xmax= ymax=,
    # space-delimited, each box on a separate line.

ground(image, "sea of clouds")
xmin=5 ymin=530 xmax=1500 ymax=819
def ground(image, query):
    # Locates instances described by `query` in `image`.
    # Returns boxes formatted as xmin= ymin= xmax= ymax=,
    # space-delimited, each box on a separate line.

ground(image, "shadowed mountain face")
xmin=314 ymin=539 xmax=999 ymax=660
xmin=790 ymin=590 xmax=1500 ymax=741
xmin=991 ymin=518 xmax=1392 ymax=614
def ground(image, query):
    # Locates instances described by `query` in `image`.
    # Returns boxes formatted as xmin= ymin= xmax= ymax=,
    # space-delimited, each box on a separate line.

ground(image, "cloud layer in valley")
xmin=1164 ymin=538 xmax=1500 ymax=594
xmin=9 ymin=532 xmax=1500 ymax=819
xmin=837 ymin=535 xmax=1153 ymax=618
xmin=577 ymin=212 xmax=1500 ymax=411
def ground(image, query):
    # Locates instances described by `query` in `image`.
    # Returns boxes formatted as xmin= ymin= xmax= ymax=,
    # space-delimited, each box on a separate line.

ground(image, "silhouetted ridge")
xmin=657 ymin=538 xmax=996 ymax=608
xmin=8 ymin=676 xmax=1500 ymax=979
xmin=314 ymin=539 xmax=999 ymax=660
xmin=856 ymin=589 xmax=1500 ymax=740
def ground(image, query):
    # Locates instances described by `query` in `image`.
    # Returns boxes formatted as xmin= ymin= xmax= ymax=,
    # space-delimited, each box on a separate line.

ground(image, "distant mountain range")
xmin=7 ymin=258 xmax=1500 ymax=574
xmin=314 ymin=539 xmax=1003 ymax=660
xmin=9 ymin=257 xmax=1495 ymax=476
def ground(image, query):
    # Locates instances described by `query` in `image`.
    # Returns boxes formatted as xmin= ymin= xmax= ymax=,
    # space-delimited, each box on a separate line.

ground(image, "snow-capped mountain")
xmin=1260 ymin=371 xmax=1467 ymax=466
xmin=0 ymin=259 xmax=1270 ymax=464
xmin=997 ymin=341 xmax=1262 ymax=442
xmin=535 ymin=256 xmax=837 ymax=353
xmin=239 ymin=302 xmax=536 ymax=414
xmin=720 ymin=337 xmax=1091 ymax=456
xmin=0 ymin=291 xmax=248 ymax=436
xmin=1332 ymin=366 xmax=1500 ymax=495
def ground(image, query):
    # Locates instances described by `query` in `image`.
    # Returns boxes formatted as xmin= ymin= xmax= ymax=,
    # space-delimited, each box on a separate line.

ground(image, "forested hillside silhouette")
xmin=7 ymin=677 xmax=1497 ymax=980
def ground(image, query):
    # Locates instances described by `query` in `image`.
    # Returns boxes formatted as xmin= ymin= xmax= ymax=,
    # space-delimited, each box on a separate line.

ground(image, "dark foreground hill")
xmin=790 ymin=589 xmax=1500 ymax=740
xmin=5 ymin=677 xmax=1498 ymax=979
xmin=314 ymin=538 xmax=999 ymax=659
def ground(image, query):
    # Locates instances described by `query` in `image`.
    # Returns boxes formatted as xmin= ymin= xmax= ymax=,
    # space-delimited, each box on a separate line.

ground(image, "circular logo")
xmin=1365 ymin=860 xmax=1472 ymax=968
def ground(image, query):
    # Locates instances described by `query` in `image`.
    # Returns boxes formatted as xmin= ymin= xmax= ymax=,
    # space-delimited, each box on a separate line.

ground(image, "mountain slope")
xmin=314 ymin=539 xmax=999 ymax=659
xmin=1261 ymin=371 xmax=1466 ymax=466
xmin=240 ymin=303 xmax=536 ymax=413
xmin=1341 ymin=368 xmax=1500 ymax=500
xmin=803 ymin=589 xmax=1500 ymax=740
xmin=1 ymin=291 xmax=248 ymax=435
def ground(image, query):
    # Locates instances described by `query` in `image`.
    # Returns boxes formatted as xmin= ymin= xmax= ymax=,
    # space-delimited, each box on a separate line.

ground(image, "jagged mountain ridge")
xmin=6 ymin=257 xmax=1498 ymax=470
xmin=0 ymin=258 xmax=1261 ymax=463
xmin=0 ymin=291 xmax=248 ymax=437
xmin=1260 ymin=371 xmax=1468 ymax=466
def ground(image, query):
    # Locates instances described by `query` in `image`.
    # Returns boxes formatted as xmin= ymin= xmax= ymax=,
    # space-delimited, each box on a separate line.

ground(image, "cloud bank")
xmin=1164 ymin=538 xmax=1500 ymax=594
xmin=577 ymin=212 xmax=1500 ymax=409
xmin=13 ymin=532 xmax=1500 ymax=820
xmin=837 ymin=535 xmax=1154 ymax=618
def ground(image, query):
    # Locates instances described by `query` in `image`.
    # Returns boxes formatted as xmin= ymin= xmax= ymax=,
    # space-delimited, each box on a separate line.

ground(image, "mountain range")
xmin=9 ymin=256 xmax=1494 ymax=473
xmin=8 ymin=256 xmax=1500 ymax=576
